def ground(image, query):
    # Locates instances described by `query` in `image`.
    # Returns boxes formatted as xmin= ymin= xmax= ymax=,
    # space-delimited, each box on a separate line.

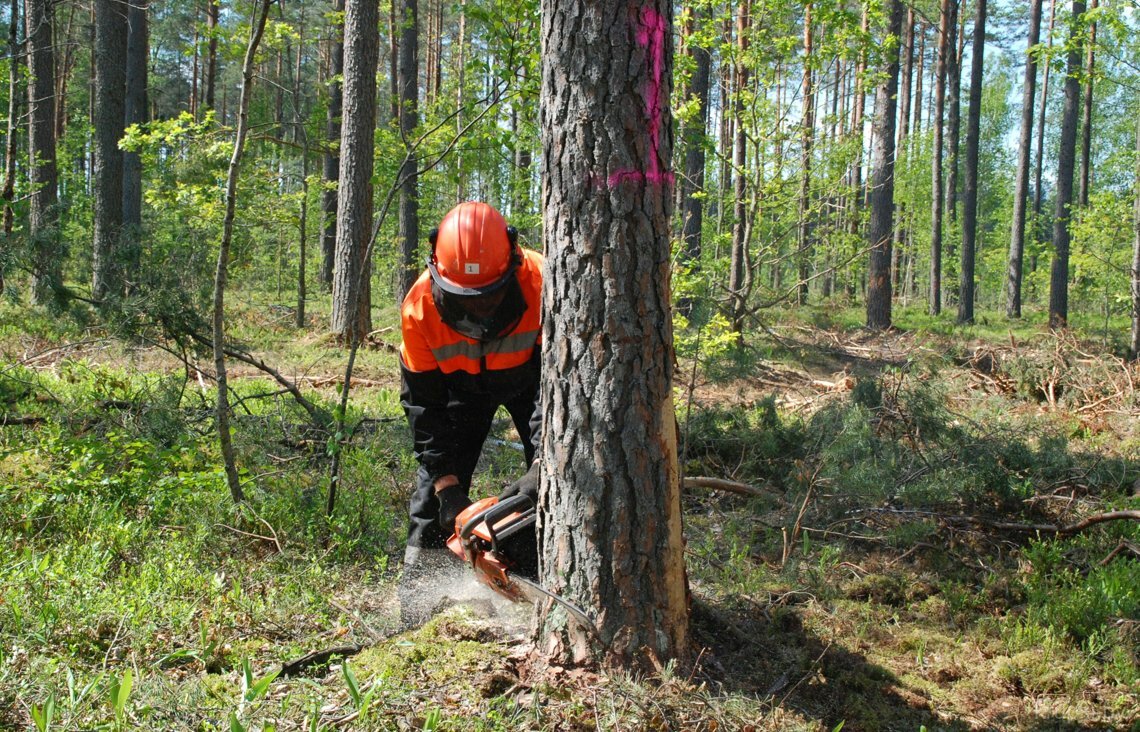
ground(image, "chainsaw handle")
xmin=481 ymin=494 xmax=535 ymax=545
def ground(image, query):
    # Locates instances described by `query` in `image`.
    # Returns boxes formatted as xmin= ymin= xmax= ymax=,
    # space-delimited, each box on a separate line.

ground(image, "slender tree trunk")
xmin=454 ymin=0 xmax=466 ymax=200
xmin=1131 ymin=113 xmax=1140 ymax=360
xmin=796 ymin=2 xmax=813 ymax=305
xmin=866 ymin=0 xmax=903 ymax=330
xmin=53 ymin=0 xmax=75 ymax=141
xmin=214 ymin=0 xmax=273 ymax=503
xmin=678 ymin=1 xmax=711 ymax=297
xmin=1033 ymin=0 xmax=1058 ymax=282
xmin=320 ymin=0 xmax=344 ymax=291
xmin=1007 ymin=0 xmax=1042 ymax=319
xmin=1049 ymin=0 xmax=1085 ymax=331
xmin=1077 ymin=0 xmax=1096 ymax=209
xmin=943 ymin=0 xmax=961 ymax=305
xmin=945 ymin=0 xmax=961 ymax=225
xmin=3 ymin=0 xmax=20 ymax=258
xmin=912 ymin=22 xmax=925 ymax=137
xmin=728 ymin=0 xmax=750 ymax=332
xmin=846 ymin=6 xmax=868 ymax=301
xmin=331 ymin=0 xmax=379 ymax=341
xmin=26 ymin=0 xmax=59 ymax=303
xmin=538 ymin=0 xmax=687 ymax=669
xmin=930 ymin=0 xmax=951 ymax=316
xmin=958 ymin=0 xmax=985 ymax=325
xmin=91 ymin=0 xmax=128 ymax=300
xmin=396 ymin=0 xmax=419 ymax=299
xmin=892 ymin=7 xmax=914 ymax=297
xmin=204 ymin=0 xmax=218 ymax=113
xmin=121 ymin=0 xmax=148 ymax=290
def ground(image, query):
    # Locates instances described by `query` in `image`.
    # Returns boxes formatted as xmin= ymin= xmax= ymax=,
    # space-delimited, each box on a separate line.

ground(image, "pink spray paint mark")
xmin=607 ymin=5 xmax=674 ymax=189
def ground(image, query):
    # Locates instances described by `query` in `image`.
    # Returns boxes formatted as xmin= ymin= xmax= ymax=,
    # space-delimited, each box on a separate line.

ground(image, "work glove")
xmin=436 ymin=484 xmax=471 ymax=534
xmin=499 ymin=460 xmax=540 ymax=504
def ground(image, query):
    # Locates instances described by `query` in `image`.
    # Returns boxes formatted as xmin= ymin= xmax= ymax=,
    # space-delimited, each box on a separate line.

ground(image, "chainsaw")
xmin=446 ymin=494 xmax=597 ymax=634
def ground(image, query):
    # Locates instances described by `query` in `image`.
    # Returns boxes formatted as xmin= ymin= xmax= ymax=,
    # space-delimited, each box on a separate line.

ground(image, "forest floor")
xmin=1 ymin=299 xmax=1138 ymax=731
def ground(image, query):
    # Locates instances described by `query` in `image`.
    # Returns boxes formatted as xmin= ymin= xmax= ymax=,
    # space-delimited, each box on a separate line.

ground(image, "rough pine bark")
xmin=538 ymin=0 xmax=688 ymax=669
xmin=1048 ymin=0 xmax=1085 ymax=331
xmin=26 ymin=0 xmax=59 ymax=303
xmin=866 ymin=0 xmax=903 ymax=330
xmin=330 ymin=0 xmax=378 ymax=342
xmin=1007 ymin=0 xmax=1042 ymax=319
xmin=396 ymin=0 xmax=419 ymax=299
xmin=121 ymin=0 xmax=148 ymax=287
xmin=958 ymin=0 xmax=985 ymax=325
xmin=91 ymin=0 xmax=128 ymax=300
xmin=320 ymin=0 xmax=344 ymax=291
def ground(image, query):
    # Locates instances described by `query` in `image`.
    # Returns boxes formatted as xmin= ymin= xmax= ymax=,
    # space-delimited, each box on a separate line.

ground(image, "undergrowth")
xmin=1 ymin=303 xmax=1138 ymax=730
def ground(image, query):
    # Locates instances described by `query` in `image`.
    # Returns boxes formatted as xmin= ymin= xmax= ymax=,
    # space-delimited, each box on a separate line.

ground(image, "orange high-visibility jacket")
xmin=399 ymin=249 xmax=543 ymax=481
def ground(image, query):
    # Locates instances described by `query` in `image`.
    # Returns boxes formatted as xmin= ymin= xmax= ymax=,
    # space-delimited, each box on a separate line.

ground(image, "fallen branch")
xmin=1099 ymin=540 xmax=1140 ymax=567
xmin=215 ymin=523 xmax=283 ymax=553
xmin=1 ymin=414 xmax=47 ymax=426
xmin=683 ymin=476 xmax=778 ymax=499
xmin=278 ymin=644 xmax=364 ymax=678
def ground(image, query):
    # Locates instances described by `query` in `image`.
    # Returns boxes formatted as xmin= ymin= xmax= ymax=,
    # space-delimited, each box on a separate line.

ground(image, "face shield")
xmin=432 ymin=275 xmax=527 ymax=342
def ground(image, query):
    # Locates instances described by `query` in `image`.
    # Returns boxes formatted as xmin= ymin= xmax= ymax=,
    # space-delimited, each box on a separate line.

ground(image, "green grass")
xmin=2 ymin=290 xmax=1138 ymax=730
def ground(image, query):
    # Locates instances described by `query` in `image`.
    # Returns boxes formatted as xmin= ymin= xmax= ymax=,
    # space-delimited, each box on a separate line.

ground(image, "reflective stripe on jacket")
xmin=400 ymin=248 xmax=543 ymax=376
xmin=398 ymin=248 xmax=543 ymax=482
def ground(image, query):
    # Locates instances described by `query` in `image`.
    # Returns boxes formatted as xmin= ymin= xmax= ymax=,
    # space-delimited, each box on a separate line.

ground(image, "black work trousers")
xmin=405 ymin=389 xmax=537 ymax=550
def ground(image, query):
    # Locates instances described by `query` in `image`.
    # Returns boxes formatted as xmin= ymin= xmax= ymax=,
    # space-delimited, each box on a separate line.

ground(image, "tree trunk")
xmin=796 ymin=2 xmax=813 ymax=305
xmin=1049 ymin=0 xmax=1085 ymax=331
xmin=396 ymin=0 xmax=419 ymax=299
xmin=866 ymin=0 xmax=903 ymax=330
xmin=929 ymin=0 xmax=951 ymax=316
xmin=454 ymin=0 xmax=466 ymax=200
xmin=1131 ymin=113 xmax=1140 ymax=360
xmin=1077 ymin=0 xmax=1096 ymax=209
xmin=538 ymin=0 xmax=687 ymax=669
xmin=958 ymin=0 xmax=985 ymax=325
xmin=1033 ymin=0 xmax=1058 ymax=280
xmin=26 ymin=0 xmax=59 ymax=303
xmin=678 ymin=2 xmax=711 ymax=284
xmin=204 ymin=0 xmax=218 ymax=113
xmin=213 ymin=0 xmax=273 ymax=503
xmin=728 ymin=1 xmax=750 ymax=332
xmin=912 ymin=22 xmax=925 ymax=136
xmin=320 ymin=0 xmax=344 ymax=292
xmin=330 ymin=0 xmax=379 ymax=342
xmin=3 ymin=0 xmax=20 ymax=263
xmin=1007 ymin=0 xmax=1042 ymax=319
xmin=846 ymin=6 xmax=868 ymax=301
xmin=121 ymin=0 xmax=148 ymax=290
xmin=91 ymin=0 xmax=127 ymax=300
xmin=891 ymin=7 xmax=913 ymax=297
xmin=943 ymin=0 xmax=961 ymax=305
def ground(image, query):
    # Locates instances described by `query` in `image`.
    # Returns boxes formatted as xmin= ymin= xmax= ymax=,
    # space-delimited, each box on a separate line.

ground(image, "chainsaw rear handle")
xmin=458 ymin=493 xmax=534 ymax=545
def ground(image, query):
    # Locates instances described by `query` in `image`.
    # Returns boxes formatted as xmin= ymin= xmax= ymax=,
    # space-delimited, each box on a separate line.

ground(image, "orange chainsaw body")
xmin=446 ymin=495 xmax=537 ymax=603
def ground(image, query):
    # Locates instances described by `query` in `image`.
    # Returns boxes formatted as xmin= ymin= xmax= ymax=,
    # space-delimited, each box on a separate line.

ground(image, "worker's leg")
xmin=400 ymin=401 xmax=497 ymax=627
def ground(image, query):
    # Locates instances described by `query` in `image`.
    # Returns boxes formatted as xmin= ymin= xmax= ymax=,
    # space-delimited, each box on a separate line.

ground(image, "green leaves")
xmin=107 ymin=670 xmax=134 ymax=729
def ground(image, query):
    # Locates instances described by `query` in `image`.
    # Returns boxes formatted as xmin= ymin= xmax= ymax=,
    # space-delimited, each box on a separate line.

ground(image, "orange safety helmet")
xmin=428 ymin=202 xmax=520 ymax=296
